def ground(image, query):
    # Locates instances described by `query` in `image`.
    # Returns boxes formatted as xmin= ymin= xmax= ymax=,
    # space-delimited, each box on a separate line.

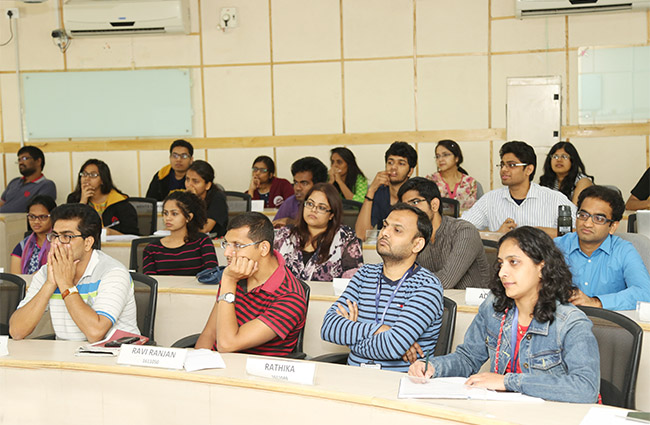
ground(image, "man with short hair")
xmin=10 ymin=203 xmax=139 ymax=342
xmin=355 ymin=141 xmax=417 ymax=240
xmin=0 ymin=146 xmax=56 ymax=213
xmin=195 ymin=212 xmax=307 ymax=355
xmin=321 ymin=204 xmax=443 ymax=372
xmin=555 ymin=185 xmax=650 ymax=311
xmin=399 ymin=177 xmax=490 ymax=289
xmin=273 ymin=156 xmax=328 ymax=227
xmin=145 ymin=139 xmax=194 ymax=201
xmin=461 ymin=141 xmax=576 ymax=237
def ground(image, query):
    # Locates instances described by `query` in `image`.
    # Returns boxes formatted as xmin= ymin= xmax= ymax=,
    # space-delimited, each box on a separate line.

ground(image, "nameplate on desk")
xmin=117 ymin=345 xmax=187 ymax=369
xmin=245 ymin=357 xmax=315 ymax=385
xmin=0 ymin=335 xmax=8 ymax=357
xmin=465 ymin=288 xmax=491 ymax=306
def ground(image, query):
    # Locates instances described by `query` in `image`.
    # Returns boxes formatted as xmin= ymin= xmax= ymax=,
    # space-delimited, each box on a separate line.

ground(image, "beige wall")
xmin=0 ymin=0 xmax=649 ymax=205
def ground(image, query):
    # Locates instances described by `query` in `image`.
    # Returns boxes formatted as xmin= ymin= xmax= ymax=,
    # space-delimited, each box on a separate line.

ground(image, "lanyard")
xmin=375 ymin=264 xmax=416 ymax=325
xmin=509 ymin=306 xmax=519 ymax=373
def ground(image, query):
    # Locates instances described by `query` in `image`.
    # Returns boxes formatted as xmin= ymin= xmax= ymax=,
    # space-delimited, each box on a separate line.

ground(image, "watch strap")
xmin=62 ymin=286 xmax=79 ymax=300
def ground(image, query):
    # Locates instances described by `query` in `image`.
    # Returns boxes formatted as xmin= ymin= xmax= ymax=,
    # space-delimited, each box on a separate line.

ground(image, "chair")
xmin=0 ymin=273 xmax=26 ymax=336
xmin=628 ymin=213 xmax=637 ymax=233
xmin=603 ymin=185 xmax=622 ymax=198
xmin=341 ymin=199 xmax=363 ymax=229
xmin=577 ymin=306 xmax=643 ymax=409
xmin=172 ymin=280 xmax=311 ymax=360
xmin=130 ymin=272 xmax=158 ymax=344
xmin=312 ymin=296 xmax=457 ymax=364
xmin=617 ymin=233 xmax=650 ymax=272
xmin=482 ymin=238 xmax=499 ymax=276
xmin=225 ymin=191 xmax=251 ymax=214
xmin=475 ymin=180 xmax=484 ymax=200
xmin=127 ymin=197 xmax=158 ymax=236
xmin=440 ymin=197 xmax=460 ymax=218
xmin=129 ymin=236 xmax=162 ymax=273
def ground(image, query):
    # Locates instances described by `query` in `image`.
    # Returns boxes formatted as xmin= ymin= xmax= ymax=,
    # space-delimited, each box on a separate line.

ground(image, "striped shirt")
xmin=460 ymin=182 xmax=576 ymax=231
xmin=142 ymin=235 xmax=218 ymax=276
xmin=18 ymin=250 xmax=139 ymax=341
xmin=418 ymin=215 xmax=491 ymax=289
xmin=320 ymin=263 xmax=443 ymax=372
xmin=213 ymin=252 xmax=307 ymax=356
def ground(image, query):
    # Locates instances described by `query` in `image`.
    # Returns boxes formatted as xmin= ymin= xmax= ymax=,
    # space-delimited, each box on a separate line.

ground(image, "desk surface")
xmin=0 ymin=340 xmax=611 ymax=425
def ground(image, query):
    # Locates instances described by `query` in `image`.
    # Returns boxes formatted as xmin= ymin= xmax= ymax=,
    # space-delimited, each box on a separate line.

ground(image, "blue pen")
xmin=423 ymin=349 xmax=431 ymax=377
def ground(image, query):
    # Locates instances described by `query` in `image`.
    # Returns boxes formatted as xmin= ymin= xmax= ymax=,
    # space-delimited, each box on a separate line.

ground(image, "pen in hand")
xmin=423 ymin=349 xmax=431 ymax=377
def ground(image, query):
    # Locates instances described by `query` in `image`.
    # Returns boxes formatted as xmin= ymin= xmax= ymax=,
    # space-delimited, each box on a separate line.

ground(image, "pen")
xmin=105 ymin=220 xmax=120 ymax=229
xmin=423 ymin=349 xmax=431 ymax=376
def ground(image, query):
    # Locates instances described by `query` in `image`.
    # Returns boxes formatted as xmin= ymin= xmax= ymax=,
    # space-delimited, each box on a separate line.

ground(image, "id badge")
xmin=360 ymin=361 xmax=381 ymax=369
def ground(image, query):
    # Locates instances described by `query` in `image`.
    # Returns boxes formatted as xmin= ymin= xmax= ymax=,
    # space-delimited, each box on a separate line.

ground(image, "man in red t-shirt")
xmin=195 ymin=212 xmax=307 ymax=356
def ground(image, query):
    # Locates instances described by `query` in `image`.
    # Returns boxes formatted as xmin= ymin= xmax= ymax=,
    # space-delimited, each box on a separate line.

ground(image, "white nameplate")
xmin=465 ymin=288 xmax=491 ymax=306
xmin=246 ymin=357 xmax=315 ymax=385
xmin=0 ymin=335 xmax=8 ymax=357
xmin=117 ymin=345 xmax=187 ymax=369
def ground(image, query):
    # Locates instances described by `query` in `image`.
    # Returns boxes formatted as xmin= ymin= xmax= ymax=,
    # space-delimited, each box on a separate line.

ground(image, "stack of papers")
xmin=398 ymin=376 xmax=543 ymax=402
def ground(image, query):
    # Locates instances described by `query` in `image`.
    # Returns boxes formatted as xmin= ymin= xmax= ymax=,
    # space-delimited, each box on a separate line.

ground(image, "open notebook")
xmin=398 ymin=376 xmax=543 ymax=402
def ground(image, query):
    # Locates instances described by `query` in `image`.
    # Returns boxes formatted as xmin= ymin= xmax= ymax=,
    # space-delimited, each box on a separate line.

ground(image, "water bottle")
xmin=557 ymin=205 xmax=572 ymax=236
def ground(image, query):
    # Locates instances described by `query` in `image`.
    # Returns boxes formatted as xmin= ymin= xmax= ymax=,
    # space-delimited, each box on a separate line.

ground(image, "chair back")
xmin=341 ymin=199 xmax=363 ymax=229
xmin=616 ymin=233 xmax=650 ymax=272
xmin=578 ymin=306 xmax=643 ymax=409
xmin=475 ymin=181 xmax=484 ymax=200
xmin=433 ymin=296 xmax=457 ymax=357
xmin=628 ymin=213 xmax=637 ymax=233
xmin=129 ymin=272 xmax=158 ymax=342
xmin=440 ymin=197 xmax=460 ymax=218
xmin=603 ymin=185 xmax=622 ymax=198
xmin=481 ymin=238 xmax=499 ymax=277
xmin=291 ymin=279 xmax=311 ymax=356
xmin=225 ymin=191 xmax=252 ymax=214
xmin=127 ymin=197 xmax=158 ymax=236
xmin=129 ymin=236 xmax=163 ymax=273
xmin=0 ymin=273 xmax=26 ymax=335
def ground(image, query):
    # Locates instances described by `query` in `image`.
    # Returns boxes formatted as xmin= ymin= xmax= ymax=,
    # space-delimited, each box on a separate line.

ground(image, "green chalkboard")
xmin=23 ymin=69 xmax=193 ymax=139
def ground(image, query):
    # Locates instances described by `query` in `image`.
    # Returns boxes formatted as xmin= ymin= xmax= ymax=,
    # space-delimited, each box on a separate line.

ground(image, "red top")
xmin=505 ymin=324 xmax=529 ymax=374
xmin=250 ymin=177 xmax=295 ymax=208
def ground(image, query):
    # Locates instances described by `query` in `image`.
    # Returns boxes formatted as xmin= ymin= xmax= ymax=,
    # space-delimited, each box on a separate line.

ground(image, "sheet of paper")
xmin=0 ymin=335 xmax=9 ymax=356
xmin=105 ymin=234 xmax=141 ymax=242
xmin=184 ymin=349 xmax=226 ymax=372
xmin=398 ymin=376 xmax=543 ymax=402
xmin=579 ymin=406 xmax=631 ymax=425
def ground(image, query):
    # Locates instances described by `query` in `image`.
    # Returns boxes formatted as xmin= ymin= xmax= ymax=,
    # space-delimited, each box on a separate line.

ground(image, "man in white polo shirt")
xmin=10 ymin=203 xmax=139 ymax=342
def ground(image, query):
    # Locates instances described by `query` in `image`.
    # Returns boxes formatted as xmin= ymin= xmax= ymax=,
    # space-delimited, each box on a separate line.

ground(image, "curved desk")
xmin=0 ymin=340 xmax=606 ymax=425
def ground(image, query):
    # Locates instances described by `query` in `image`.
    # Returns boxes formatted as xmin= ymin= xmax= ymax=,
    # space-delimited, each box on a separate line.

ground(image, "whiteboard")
xmin=23 ymin=69 xmax=193 ymax=139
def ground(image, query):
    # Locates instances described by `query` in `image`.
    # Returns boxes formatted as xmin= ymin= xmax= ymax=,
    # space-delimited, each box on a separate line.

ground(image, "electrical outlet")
xmin=5 ymin=8 xmax=19 ymax=19
xmin=220 ymin=7 xmax=237 ymax=29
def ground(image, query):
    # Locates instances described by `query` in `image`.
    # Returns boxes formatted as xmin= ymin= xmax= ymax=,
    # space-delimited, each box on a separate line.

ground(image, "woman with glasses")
xmin=408 ymin=226 xmax=600 ymax=403
xmin=329 ymin=147 xmax=368 ymax=203
xmin=274 ymin=183 xmax=363 ymax=281
xmin=67 ymin=159 xmax=139 ymax=235
xmin=142 ymin=190 xmax=218 ymax=276
xmin=10 ymin=195 xmax=56 ymax=274
xmin=540 ymin=141 xmax=593 ymax=205
xmin=246 ymin=155 xmax=294 ymax=208
xmin=425 ymin=140 xmax=477 ymax=209
xmin=185 ymin=160 xmax=228 ymax=237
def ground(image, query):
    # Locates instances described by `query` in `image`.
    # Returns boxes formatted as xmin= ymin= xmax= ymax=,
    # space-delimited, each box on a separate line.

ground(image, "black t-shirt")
xmin=205 ymin=190 xmax=229 ymax=237
xmin=631 ymin=168 xmax=650 ymax=201
xmin=168 ymin=173 xmax=186 ymax=192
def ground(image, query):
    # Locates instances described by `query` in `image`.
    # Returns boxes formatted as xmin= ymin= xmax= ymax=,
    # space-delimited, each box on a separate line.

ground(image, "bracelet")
xmin=365 ymin=195 xmax=374 ymax=202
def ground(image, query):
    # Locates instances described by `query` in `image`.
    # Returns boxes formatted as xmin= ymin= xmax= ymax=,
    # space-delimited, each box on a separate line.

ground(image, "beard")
xmin=19 ymin=166 xmax=36 ymax=177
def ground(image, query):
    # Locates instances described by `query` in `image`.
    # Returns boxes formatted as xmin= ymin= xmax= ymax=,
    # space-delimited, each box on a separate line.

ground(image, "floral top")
xmin=426 ymin=172 xmax=477 ymax=209
xmin=274 ymin=225 xmax=364 ymax=281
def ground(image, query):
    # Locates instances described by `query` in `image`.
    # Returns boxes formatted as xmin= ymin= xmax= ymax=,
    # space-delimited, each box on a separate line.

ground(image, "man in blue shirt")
xmin=555 ymin=185 xmax=650 ymax=311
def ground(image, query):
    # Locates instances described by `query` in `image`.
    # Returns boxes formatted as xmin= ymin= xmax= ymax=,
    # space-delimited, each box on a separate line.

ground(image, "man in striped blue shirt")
xmin=321 ymin=203 xmax=444 ymax=372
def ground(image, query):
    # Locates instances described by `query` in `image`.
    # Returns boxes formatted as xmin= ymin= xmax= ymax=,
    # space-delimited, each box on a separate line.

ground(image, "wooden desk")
xmin=0 ymin=340 xmax=612 ymax=425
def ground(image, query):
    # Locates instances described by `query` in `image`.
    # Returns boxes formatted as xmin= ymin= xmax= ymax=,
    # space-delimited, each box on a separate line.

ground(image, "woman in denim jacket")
xmin=409 ymin=226 xmax=600 ymax=403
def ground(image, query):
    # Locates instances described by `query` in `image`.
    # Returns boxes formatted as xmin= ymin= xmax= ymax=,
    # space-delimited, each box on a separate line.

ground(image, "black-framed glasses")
xmin=252 ymin=167 xmax=269 ymax=173
xmin=551 ymin=154 xmax=571 ymax=160
xmin=406 ymin=198 xmax=428 ymax=206
xmin=46 ymin=232 xmax=85 ymax=244
xmin=27 ymin=214 xmax=50 ymax=222
xmin=304 ymin=200 xmax=331 ymax=214
xmin=577 ymin=210 xmax=614 ymax=226
xmin=170 ymin=152 xmax=191 ymax=160
xmin=220 ymin=240 xmax=262 ymax=251
xmin=496 ymin=162 xmax=528 ymax=169
xmin=79 ymin=172 xmax=100 ymax=178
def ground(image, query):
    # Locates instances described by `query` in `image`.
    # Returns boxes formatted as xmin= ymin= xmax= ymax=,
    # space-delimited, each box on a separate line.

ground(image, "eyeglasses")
xmin=405 ymin=198 xmax=427 ymax=206
xmin=252 ymin=167 xmax=269 ymax=173
xmin=496 ymin=162 xmax=528 ymax=169
xmin=170 ymin=152 xmax=191 ymax=160
xmin=304 ymin=200 xmax=331 ymax=214
xmin=551 ymin=154 xmax=571 ymax=161
xmin=79 ymin=172 xmax=100 ymax=178
xmin=16 ymin=155 xmax=33 ymax=163
xmin=46 ymin=232 xmax=85 ymax=244
xmin=577 ymin=210 xmax=614 ymax=226
xmin=27 ymin=214 xmax=50 ymax=222
xmin=220 ymin=240 xmax=262 ymax=251
xmin=435 ymin=153 xmax=453 ymax=160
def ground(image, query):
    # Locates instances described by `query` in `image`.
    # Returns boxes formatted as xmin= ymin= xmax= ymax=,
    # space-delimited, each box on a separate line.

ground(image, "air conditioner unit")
xmin=63 ymin=0 xmax=190 ymax=37
xmin=516 ymin=0 xmax=650 ymax=18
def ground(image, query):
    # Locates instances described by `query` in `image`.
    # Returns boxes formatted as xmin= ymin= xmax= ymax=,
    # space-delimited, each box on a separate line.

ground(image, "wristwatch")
xmin=61 ymin=286 xmax=79 ymax=300
xmin=218 ymin=292 xmax=236 ymax=304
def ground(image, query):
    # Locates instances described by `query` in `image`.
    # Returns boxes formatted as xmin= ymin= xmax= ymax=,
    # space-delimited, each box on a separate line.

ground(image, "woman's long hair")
xmin=291 ymin=183 xmax=342 ymax=264
xmin=539 ymin=142 xmax=593 ymax=199
xmin=330 ymin=147 xmax=365 ymax=195
xmin=436 ymin=139 xmax=469 ymax=175
xmin=68 ymin=159 xmax=126 ymax=202
xmin=163 ymin=190 xmax=207 ymax=243
xmin=488 ymin=226 xmax=574 ymax=323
